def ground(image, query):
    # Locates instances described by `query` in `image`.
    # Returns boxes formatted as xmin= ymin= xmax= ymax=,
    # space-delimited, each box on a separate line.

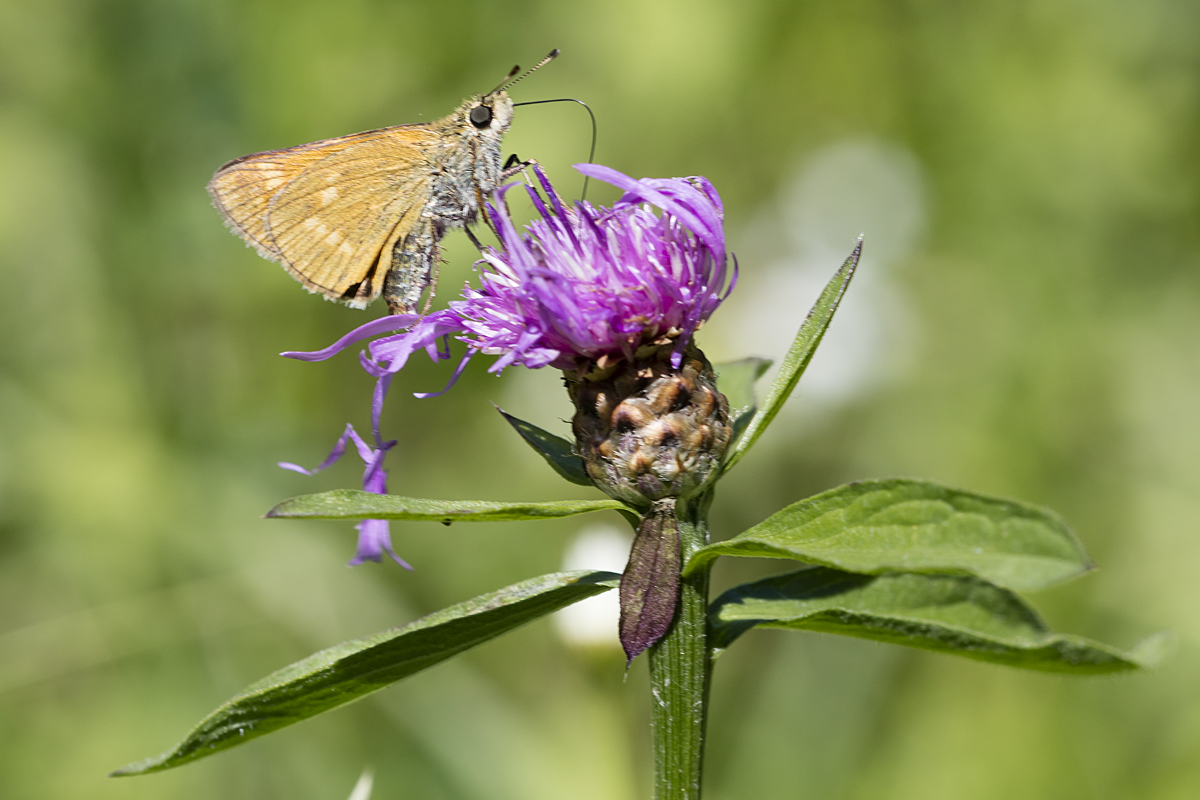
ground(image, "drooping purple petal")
xmin=371 ymin=374 xmax=393 ymax=448
xmin=413 ymin=350 xmax=474 ymax=399
xmin=349 ymin=519 xmax=413 ymax=569
xmin=278 ymin=422 xmax=409 ymax=569
xmin=282 ymin=315 xmax=421 ymax=362
xmin=278 ymin=423 xmax=356 ymax=475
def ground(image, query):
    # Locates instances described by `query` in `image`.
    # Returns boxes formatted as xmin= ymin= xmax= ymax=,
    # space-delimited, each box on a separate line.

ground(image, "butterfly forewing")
xmin=209 ymin=126 xmax=439 ymax=303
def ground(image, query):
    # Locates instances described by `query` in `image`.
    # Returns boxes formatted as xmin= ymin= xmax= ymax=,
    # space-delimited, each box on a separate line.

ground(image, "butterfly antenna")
xmin=512 ymin=98 xmax=598 ymax=201
xmin=489 ymin=49 xmax=560 ymax=96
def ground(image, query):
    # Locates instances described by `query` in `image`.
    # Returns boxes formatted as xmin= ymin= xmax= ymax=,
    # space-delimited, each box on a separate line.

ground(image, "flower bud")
xmin=567 ymin=343 xmax=732 ymax=508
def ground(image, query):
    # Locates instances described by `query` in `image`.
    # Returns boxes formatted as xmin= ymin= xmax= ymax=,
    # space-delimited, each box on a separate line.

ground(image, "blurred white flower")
xmin=346 ymin=768 xmax=373 ymax=800
xmin=710 ymin=137 xmax=926 ymax=412
xmin=554 ymin=524 xmax=633 ymax=648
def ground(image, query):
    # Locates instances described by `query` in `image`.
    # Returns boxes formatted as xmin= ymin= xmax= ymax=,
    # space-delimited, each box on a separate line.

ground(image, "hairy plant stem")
xmin=648 ymin=492 xmax=713 ymax=800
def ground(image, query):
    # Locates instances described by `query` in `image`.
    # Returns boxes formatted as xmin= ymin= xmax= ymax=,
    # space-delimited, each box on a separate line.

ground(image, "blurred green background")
xmin=2 ymin=0 xmax=1198 ymax=797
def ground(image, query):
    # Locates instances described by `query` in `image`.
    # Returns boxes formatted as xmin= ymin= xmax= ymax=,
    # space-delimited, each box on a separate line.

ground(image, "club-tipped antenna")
xmin=487 ymin=64 xmax=521 ymax=96
xmin=512 ymin=98 xmax=598 ymax=200
xmin=489 ymin=49 xmax=560 ymax=97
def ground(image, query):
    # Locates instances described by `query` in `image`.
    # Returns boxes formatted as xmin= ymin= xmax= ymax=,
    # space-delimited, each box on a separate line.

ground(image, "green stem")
xmin=648 ymin=494 xmax=712 ymax=800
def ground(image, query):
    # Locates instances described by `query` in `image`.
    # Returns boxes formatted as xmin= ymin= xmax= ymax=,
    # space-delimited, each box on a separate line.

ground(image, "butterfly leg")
xmin=500 ymin=156 xmax=540 ymax=180
xmin=384 ymin=217 xmax=442 ymax=315
xmin=475 ymin=186 xmax=502 ymax=242
xmin=477 ymin=157 xmax=540 ymax=241
xmin=504 ymin=157 xmax=574 ymax=217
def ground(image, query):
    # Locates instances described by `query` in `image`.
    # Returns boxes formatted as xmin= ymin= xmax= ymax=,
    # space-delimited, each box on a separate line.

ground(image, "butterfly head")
xmin=461 ymin=90 xmax=515 ymax=139
xmin=460 ymin=50 xmax=556 ymax=140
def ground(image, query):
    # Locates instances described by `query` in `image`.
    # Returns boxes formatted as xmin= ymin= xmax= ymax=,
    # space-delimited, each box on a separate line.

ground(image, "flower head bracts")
xmin=282 ymin=163 xmax=734 ymax=397
xmin=279 ymin=423 xmax=412 ymax=569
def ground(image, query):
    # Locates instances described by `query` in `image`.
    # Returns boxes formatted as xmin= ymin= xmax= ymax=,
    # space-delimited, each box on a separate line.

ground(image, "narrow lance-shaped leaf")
xmin=710 ymin=566 xmax=1169 ymax=674
xmin=619 ymin=499 xmax=681 ymax=664
xmin=715 ymin=357 xmax=773 ymax=446
xmin=494 ymin=406 xmax=592 ymax=486
xmin=722 ymin=238 xmax=861 ymax=474
xmin=686 ymin=478 xmax=1092 ymax=592
xmin=112 ymin=570 xmax=620 ymax=776
xmin=267 ymin=490 xmax=627 ymax=522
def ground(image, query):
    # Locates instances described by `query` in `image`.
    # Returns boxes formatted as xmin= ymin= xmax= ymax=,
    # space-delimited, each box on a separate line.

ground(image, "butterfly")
xmin=207 ymin=50 xmax=558 ymax=315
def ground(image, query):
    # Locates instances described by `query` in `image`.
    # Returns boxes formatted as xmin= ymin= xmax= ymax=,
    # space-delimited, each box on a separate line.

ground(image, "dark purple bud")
xmin=619 ymin=500 xmax=682 ymax=663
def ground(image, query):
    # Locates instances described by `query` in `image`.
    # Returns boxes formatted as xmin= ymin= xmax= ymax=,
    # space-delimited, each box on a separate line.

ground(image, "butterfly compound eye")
xmin=469 ymin=105 xmax=493 ymax=128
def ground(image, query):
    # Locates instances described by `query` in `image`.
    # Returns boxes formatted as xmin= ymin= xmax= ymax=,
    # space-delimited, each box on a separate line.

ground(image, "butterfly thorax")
xmin=422 ymin=91 xmax=514 ymax=226
xmin=379 ymin=91 xmax=514 ymax=314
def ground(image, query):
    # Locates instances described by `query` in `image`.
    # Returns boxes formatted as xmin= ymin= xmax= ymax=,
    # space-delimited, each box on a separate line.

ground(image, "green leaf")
xmin=267 ymin=490 xmax=627 ymax=522
xmin=686 ymin=478 xmax=1092 ymax=592
xmin=715 ymin=357 xmax=773 ymax=445
xmin=715 ymin=357 xmax=773 ymax=415
xmin=494 ymin=406 xmax=592 ymax=486
xmin=111 ymin=570 xmax=620 ymax=776
xmin=721 ymin=238 xmax=861 ymax=474
xmin=710 ymin=566 xmax=1166 ymax=674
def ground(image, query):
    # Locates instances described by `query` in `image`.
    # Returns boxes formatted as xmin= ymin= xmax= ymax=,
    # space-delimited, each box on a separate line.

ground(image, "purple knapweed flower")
xmin=280 ymin=418 xmax=412 ymax=569
xmin=282 ymin=163 xmax=734 ymax=397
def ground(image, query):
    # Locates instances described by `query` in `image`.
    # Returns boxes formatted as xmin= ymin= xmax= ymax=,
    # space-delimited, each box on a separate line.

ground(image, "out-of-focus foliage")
xmin=0 ymin=0 xmax=1197 ymax=798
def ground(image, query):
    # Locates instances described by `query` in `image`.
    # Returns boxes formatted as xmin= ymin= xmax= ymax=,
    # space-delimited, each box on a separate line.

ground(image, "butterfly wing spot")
xmin=319 ymin=186 xmax=339 ymax=205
